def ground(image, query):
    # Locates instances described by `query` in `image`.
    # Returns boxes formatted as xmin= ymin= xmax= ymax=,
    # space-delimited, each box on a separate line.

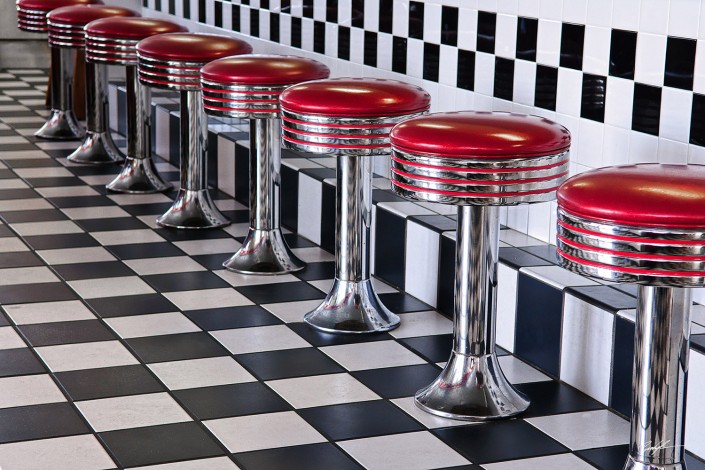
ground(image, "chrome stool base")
xmin=415 ymin=351 xmax=529 ymax=421
xmin=35 ymin=109 xmax=83 ymax=140
xmin=107 ymin=156 xmax=171 ymax=193
xmin=624 ymin=456 xmax=684 ymax=470
xmin=156 ymin=188 xmax=229 ymax=229
xmin=223 ymin=228 xmax=304 ymax=275
xmin=68 ymin=131 xmax=123 ymax=164
xmin=304 ymin=278 xmax=400 ymax=334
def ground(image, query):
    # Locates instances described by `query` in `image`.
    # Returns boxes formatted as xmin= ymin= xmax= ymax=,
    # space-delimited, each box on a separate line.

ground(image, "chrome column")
xmin=222 ymin=119 xmax=304 ymax=273
xmin=157 ymin=89 xmax=229 ymax=229
xmin=35 ymin=47 xmax=83 ymax=140
xmin=625 ymin=286 xmax=691 ymax=470
xmin=68 ymin=61 xmax=123 ymax=163
xmin=107 ymin=66 xmax=170 ymax=193
xmin=415 ymin=205 xmax=529 ymax=420
xmin=304 ymin=154 xmax=400 ymax=333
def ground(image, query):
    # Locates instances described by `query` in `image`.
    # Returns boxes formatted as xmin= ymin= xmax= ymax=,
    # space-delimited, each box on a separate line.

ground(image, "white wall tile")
xmin=629 ymin=131 xmax=659 ymax=163
xmin=439 ymin=45 xmax=459 ymax=87
xmin=612 ymin=0 xmax=641 ymax=31
xmin=527 ymin=201 xmax=552 ymax=243
xmin=495 ymin=14 xmax=518 ymax=59
xmin=404 ymin=222 xmax=440 ymax=307
xmin=364 ymin=0 xmax=380 ymax=31
xmin=457 ymin=8 xmax=478 ymax=51
xmin=660 ymin=88 xmax=693 ymax=143
xmin=686 ymin=351 xmax=705 ymax=457
xmin=217 ymin=136 xmax=236 ymax=197
xmin=297 ymin=174 xmax=322 ymax=245
xmin=639 ymin=0 xmax=669 ymax=35
xmin=154 ymin=107 xmax=170 ymax=160
xmin=536 ymin=19 xmax=562 ymax=67
xmin=586 ymin=0 xmax=612 ymax=27
xmin=657 ymin=138 xmax=689 ymax=164
xmin=577 ymin=118 xmax=605 ymax=167
xmin=634 ymin=33 xmax=667 ymax=87
xmin=669 ymin=0 xmax=701 ymax=38
xmin=392 ymin=0 xmax=408 ymax=36
xmin=602 ymin=125 xmax=631 ymax=166
xmin=496 ymin=263 xmax=518 ymax=353
xmin=560 ymin=295 xmax=614 ymax=405
xmin=539 ymin=0 xmax=563 ymax=21
xmin=562 ymin=0 xmax=587 ymax=24
xmin=506 ymin=205 xmax=529 ymax=233
xmin=604 ymin=77 xmax=635 ymax=129
xmin=582 ymin=26 xmax=610 ymax=76
xmin=423 ymin=3 xmax=442 ymax=44
xmin=517 ymin=0 xmax=540 ymax=18
xmin=513 ymin=60 xmax=537 ymax=106
xmin=556 ymin=68 xmax=583 ymax=116
xmin=474 ymin=52 xmax=496 ymax=97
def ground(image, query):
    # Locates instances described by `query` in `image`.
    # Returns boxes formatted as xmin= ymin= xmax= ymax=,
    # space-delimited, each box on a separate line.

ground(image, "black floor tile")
xmin=143 ymin=271 xmax=230 ymax=292
xmin=287 ymin=322 xmax=393 ymax=347
xmin=100 ymin=422 xmax=225 ymax=468
xmin=184 ymin=306 xmax=281 ymax=331
xmin=0 ymin=251 xmax=43 ymax=268
xmin=107 ymin=242 xmax=185 ymax=260
xmin=2 ymin=209 xmax=67 ymax=223
xmin=295 ymin=261 xmax=336 ymax=281
xmin=55 ymin=364 xmax=164 ymax=401
xmin=398 ymin=334 xmax=453 ymax=363
xmin=25 ymin=176 xmax=84 ymax=187
xmin=0 ymin=225 xmax=14 ymax=237
xmin=0 ymin=188 xmax=39 ymax=200
xmin=18 ymin=319 xmax=116 ymax=346
xmin=86 ymin=293 xmax=177 ymax=318
xmin=53 ymin=261 xmax=135 ymax=281
xmin=48 ymin=195 xmax=116 ymax=208
xmin=236 ymin=347 xmax=344 ymax=380
xmin=299 ymin=400 xmax=423 ymax=441
xmin=191 ymin=254 xmax=232 ymax=270
xmin=499 ymin=247 xmax=554 ymax=269
xmin=126 ymin=332 xmax=230 ymax=363
xmin=76 ymin=217 xmax=148 ymax=232
xmin=3 ymin=158 xmax=61 ymax=168
xmin=0 ymin=282 xmax=77 ymax=304
xmin=0 ymin=348 xmax=46 ymax=377
xmin=23 ymin=233 xmax=99 ymax=250
xmin=120 ymin=202 xmax=173 ymax=216
xmin=520 ymin=245 xmax=560 ymax=264
xmin=234 ymin=443 xmax=360 ymax=470
xmin=575 ymin=444 xmax=628 ymax=470
xmin=433 ymin=420 xmax=568 ymax=464
xmin=174 ymin=382 xmax=291 ymax=420
xmin=235 ymin=282 xmax=325 ymax=304
xmin=351 ymin=364 xmax=442 ymax=399
xmin=515 ymin=381 xmax=605 ymax=418
xmin=283 ymin=234 xmax=317 ymax=248
xmin=0 ymin=403 xmax=90 ymax=444
xmin=154 ymin=227 xmax=231 ymax=242
xmin=68 ymin=165 xmax=122 ymax=176
xmin=377 ymin=292 xmax=431 ymax=312
xmin=221 ymin=209 xmax=249 ymax=223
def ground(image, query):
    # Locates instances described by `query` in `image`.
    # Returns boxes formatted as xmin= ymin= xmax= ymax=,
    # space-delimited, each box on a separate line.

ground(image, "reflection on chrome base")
xmin=623 ymin=455 xmax=684 ymax=470
xmin=223 ymin=228 xmax=305 ymax=275
xmin=415 ymin=351 xmax=529 ymax=421
xmin=304 ymin=278 xmax=400 ymax=334
xmin=68 ymin=131 xmax=123 ymax=164
xmin=107 ymin=156 xmax=171 ymax=193
xmin=34 ymin=109 xmax=83 ymax=140
xmin=156 ymin=188 xmax=230 ymax=229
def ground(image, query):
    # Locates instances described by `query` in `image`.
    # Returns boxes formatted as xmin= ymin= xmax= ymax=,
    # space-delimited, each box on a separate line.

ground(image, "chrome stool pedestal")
xmin=16 ymin=0 xmax=101 ymax=140
xmin=280 ymin=78 xmax=431 ymax=333
xmin=390 ymin=112 xmax=571 ymax=420
xmin=556 ymin=163 xmax=705 ymax=470
xmin=136 ymin=33 xmax=252 ymax=229
xmin=201 ymin=55 xmax=329 ymax=273
xmin=45 ymin=5 xmax=137 ymax=143
xmin=84 ymin=18 xmax=186 ymax=192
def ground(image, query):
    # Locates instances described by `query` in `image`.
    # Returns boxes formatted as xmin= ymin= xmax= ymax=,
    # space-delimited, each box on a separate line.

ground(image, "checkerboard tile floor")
xmin=0 ymin=69 xmax=703 ymax=470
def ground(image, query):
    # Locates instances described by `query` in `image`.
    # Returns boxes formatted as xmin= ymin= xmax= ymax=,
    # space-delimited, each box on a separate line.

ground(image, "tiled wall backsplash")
xmin=140 ymin=0 xmax=705 ymax=244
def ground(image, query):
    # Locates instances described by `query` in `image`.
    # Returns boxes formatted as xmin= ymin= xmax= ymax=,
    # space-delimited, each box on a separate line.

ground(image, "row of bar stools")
xmin=85 ymin=18 xmax=187 ymax=193
xmin=557 ymin=163 xmax=705 ymax=470
xmin=390 ymin=112 xmax=571 ymax=419
xmin=16 ymin=0 xmax=102 ymax=139
xmin=136 ymin=33 xmax=252 ymax=229
xmin=201 ymin=55 xmax=330 ymax=273
xmin=279 ymin=78 xmax=430 ymax=333
xmin=47 ymin=5 xmax=140 ymax=163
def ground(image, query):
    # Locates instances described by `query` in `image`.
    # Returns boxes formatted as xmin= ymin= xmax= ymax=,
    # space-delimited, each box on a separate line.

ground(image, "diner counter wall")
xmin=107 ymin=0 xmax=705 ymax=459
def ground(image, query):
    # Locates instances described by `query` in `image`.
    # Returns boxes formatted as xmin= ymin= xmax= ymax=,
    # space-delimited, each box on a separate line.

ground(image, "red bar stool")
xmin=16 ymin=0 xmax=102 ymax=139
xmin=85 ymin=18 xmax=187 ymax=192
xmin=201 ymin=55 xmax=330 ymax=274
xmin=390 ymin=111 xmax=570 ymax=419
xmin=557 ymin=163 xmax=705 ymax=470
xmin=46 ymin=5 xmax=138 ymax=150
xmin=136 ymin=33 xmax=252 ymax=229
xmin=280 ymin=78 xmax=430 ymax=333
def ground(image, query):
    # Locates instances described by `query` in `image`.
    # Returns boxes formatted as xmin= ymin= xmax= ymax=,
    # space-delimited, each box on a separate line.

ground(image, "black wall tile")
xmin=314 ymin=21 xmax=326 ymax=54
xmin=610 ymin=316 xmax=634 ymax=417
xmin=214 ymin=0 xmax=222 ymax=27
xmin=535 ymin=65 xmax=558 ymax=111
xmin=632 ymin=83 xmax=662 ymax=136
xmin=441 ymin=6 xmax=458 ymax=46
xmin=250 ymin=8 xmax=260 ymax=37
xmin=338 ymin=26 xmax=351 ymax=60
xmin=494 ymin=57 xmax=515 ymax=101
xmin=665 ymin=37 xmax=696 ymax=90
xmin=437 ymin=235 xmax=455 ymax=317
xmin=516 ymin=17 xmax=538 ymax=61
xmin=291 ymin=16 xmax=302 ymax=48
xmin=365 ymin=31 xmax=378 ymax=67
xmin=423 ymin=43 xmax=440 ymax=82
xmin=581 ymin=73 xmax=607 ymax=122
xmin=560 ymin=23 xmax=585 ymax=70
xmin=326 ymin=0 xmax=337 ymax=22
xmin=379 ymin=0 xmax=393 ymax=34
xmin=352 ymin=0 xmax=364 ymax=28
xmin=320 ymin=182 xmax=336 ymax=254
xmin=609 ymin=29 xmax=637 ymax=79
xmin=409 ymin=2 xmax=425 ymax=40
xmin=232 ymin=5 xmax=240 ymax=32
xmin=690 ymin=93 xmax=705 ymax=146
xmin=374 ymin=208 xmax=407 ymax=290
xmin=477 ymin=11 xmax=497 ymax=54
xmin=457 ymin=49 xmax=475 ymax=91
xmin=280 ymin=164 xmax=298 ymax=233
xmin=270 ymin=13 xmax=280 ymax=42
xmin=392 ymin=36 xmax=408 ymax=75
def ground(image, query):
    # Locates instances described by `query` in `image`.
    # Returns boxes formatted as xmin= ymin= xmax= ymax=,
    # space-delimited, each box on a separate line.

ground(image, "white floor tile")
xmin=0 ymin=237 xmax=29 ymax=252
xmin=3 ymin=300 xmax=95 ymax=324
xmin=266 ymin=373 xmax=380 ymax=409
xmin=61 ymin=206 xmax=131 ymax=220
xmin=173 ymin=238 xmax=241 ymax=256
xmin=0 ymin=266 xmax=59 ymax=285
xmin=204 ymin=411 xmax=326 ymax=453
xmin=526 ymin=410 xmax=630 ymax=450
xmin=90 ymin=229 xmax=165 ymax=246
xmin=10 ymin=220 xmax=83 ymax=237
xmin=76 ymin=392 xmax=191 ymax=432
xmin=211 ymin=325 xmax=310 ymax=354
xmin=0 ymin=327 xmax=28 ymax=350
xmin=320 ymin=340 xmax=427 ymax=371
xmin=391 ymin=397 xmax=473 ymax=429
xmin=68 ymin=276 xmax=155 ymax=299
xmin=107 ymin=193 xmax=174 ymax=205
xmin=290 ymin=247 xmax=335 ymax=263
xmin=389 ymin=311 xmax=453 ymax=339
xmin=106 ymin=312 xmax=200 ymax=339
xmin=124 ymin=257 xmax=206 ymax=276
xmin=35 ymin=186 xmax=100 ymax=198
xmin=164 ymin=288 xmax=253 ymax=311
xmin=37 ymin=246 xmax=116 ymax=265
xmin=0 ymin=435 xmax=115 ymax=470
xmin=128 ymin=457 xmax=239 ymax=470
xmin=483 ymin=453 xmax=598 ymax=469
xmin=338 ymin=431 xmax=470 ymax=470
xmin=148 ymin=356 xmax=255 ymax=390
xmin=35 ymin=340 xmax=139 ymax=372
xmin=262 ymin=299 xmax=323 ymax=323
xmin=214 ymin=271 xmax=299 ymax=287
xmin=0 ymin=375 xmax=65 ymax=408
xmin=497 ymin=355 xmax=551 ymax=384
xmin=0 ymin=198 xmax=53 ymax=211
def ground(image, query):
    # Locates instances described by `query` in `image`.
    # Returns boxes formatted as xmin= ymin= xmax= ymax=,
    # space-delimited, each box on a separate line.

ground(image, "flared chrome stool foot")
xmin=67 ymin=131 xmax=122 ymax=164
xmin=136 ymin=33 xmax=252 ymax=229
xmin=84 ymin=17 xmax=186 ymax=191
xmin=303 ymin=279 xmax=398 ymax=333
xmin=389 ymin=112 xmax=572 ymax=419
xmin=16 ymin=0 xmax=101 ymax=140
xmin=557 ymin=164 xmax=705 ymax=470
xmin=45 ymin=5 xmax=137 ymax=142
xmin=201 ymin=55 xmax=329 ymax=273
xmin=280 ymin=78 xmax=431 ymax=334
